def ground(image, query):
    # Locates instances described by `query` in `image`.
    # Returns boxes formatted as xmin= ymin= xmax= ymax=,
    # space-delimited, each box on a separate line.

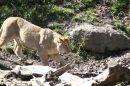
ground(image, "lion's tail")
xmin=0 ymin=26 xmax=3 ymax=37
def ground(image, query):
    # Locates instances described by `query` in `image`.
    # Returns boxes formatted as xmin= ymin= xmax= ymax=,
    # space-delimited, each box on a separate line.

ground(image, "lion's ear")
xmin=57 ymin=37 xmax=63 ymax=43
xmin=57 ymin=36 xmax=70 ymax=43
xmin=64 ymin=36 xmax=70 ymax=40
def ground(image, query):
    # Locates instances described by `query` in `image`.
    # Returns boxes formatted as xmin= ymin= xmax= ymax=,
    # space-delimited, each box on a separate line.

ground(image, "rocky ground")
xmin=0 ymin=42 xmax=130 ymax=80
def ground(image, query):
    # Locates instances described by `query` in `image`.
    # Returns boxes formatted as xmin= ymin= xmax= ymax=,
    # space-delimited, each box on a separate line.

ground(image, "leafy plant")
xmin=89 ymin=15 xmax=100 ymax=22
xmin=72 ymin=14 xmax=86 ymax=22
xmin=70 ymin=30 xmax=118 ymax=61
xmin=71 ymin=31 xmax=87 ymax=62
xmin=6 ymin=46 xmax=14 ymax=54
xmin=22 ymin=4 xmax=44 ymax=26
xmin=85 ymin=8 xmax=101 ymax=23
xmin=47 ymin=22 xmax=64 ymax=33
xmin=48 ymin=22 xmax=63 ymax=29
xmin=85 ymin=8 xmax=96 ymax=16
xmin=126 ymin=27 xmax=130 ymax=36
xmin=22 ymin=47 xmax=33 ymax=58
xmin=114 ymin=21 xmax=124 ymax=29
xmin=72 ymin=15 xmax=80 ymax=22
xmin=0 ymin=6 xmax=13 ymax=25
xmin=64 ymin=0 xmax=99 ymax=12
xmin=71 ymin=32 xmax=104 ymax=62
xmin=0 ymin=0 xmax=100 ymax=26
xmin=112 ymin=0 xmax=129 ymax=17
xmin=47 ymin=5 xmax=74 ymax=21
xmin=76 ymin=0 xmax=99 ymax=11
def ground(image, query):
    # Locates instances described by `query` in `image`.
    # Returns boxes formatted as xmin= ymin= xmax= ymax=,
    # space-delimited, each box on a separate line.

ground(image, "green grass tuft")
xmin=6 ymin=46 xmax=14 ymax=54
xmin=114 ymin=21 xmax=124 ymax=29
xmin=126 ymin=27 xmax=130 ymax=36
xmin=22 ymin=47 xmax=33 ymax=58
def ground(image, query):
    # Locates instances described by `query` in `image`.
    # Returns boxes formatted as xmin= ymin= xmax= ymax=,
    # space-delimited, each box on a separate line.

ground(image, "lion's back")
xmin=2 ymin=17 xmax=19 ymax=28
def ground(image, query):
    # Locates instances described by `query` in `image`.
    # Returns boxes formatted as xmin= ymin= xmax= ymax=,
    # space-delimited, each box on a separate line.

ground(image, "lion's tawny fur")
xmin=0 ymin=17 xmax=71 ymax=66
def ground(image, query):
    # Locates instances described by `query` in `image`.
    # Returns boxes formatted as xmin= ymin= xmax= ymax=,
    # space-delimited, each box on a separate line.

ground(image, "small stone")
xmin=115 ymin=59 xmax=120 ymax=62
xmin=108 ymin=60 xmax=118 ymax=68
xmin=25 ymin=60 xmax=33 ymax=65
xmin=118 ymin=62 xmax=122 ymax=65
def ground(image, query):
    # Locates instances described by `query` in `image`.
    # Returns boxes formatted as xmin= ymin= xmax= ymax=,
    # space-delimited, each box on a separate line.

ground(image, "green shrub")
xmin=72 ymin=15 xmax=80 ymax=22
xmin=64 ymin=0 xmax=99 ymax=12
xmin=78 ymin=0 xmax=99 ymax=11
xmin=0 ymin=6 xmax=13 ymax=17
xmin=126 ymin=27 xmax=130 ymax=35
xmin=47 ymin=5 xmax=74 ymax=21
xmin=6 ymin=46 xmax=14 ymax=54
xmin=48 ymin=22 xmax=64 ymax=29
xmin=70 ymin=31 xmax=88 ymax=62
xmin=85 ymin=8 xmax=101 ymax=23
xmin=85 ymin=8 xmax=96 ymax=16
xmin=64 ymin=2 xmax=72 ymax=8
xmin=90 ymin=15 xmax=100 ymax=22
xmin=20 ymin=4 xmax=44 ymax=26
xmin=72 ymin=15 xmax=86 ymax=22
xmin=0 ymin=1 xmax=74 ymax=26
xmin=114 ymin=21 xmax=124 ymax=29
xmin=22 ymin=47 xmax=33 ymax=58
xmin=6 ymin=45 xmax=33 ymax=58
xmin=47 ymin=22 xmax=64 ymax=33
xmin=0 ymin=3 xmax=45 ymax=26
xmin=71 ymin=37 xmax=105 ymax=62
xmin=0 ymin=0 xmax=101 ymax=27
xmin=70 ymin=31 xmax=117 ymax=61
xmin=70 ymin=30 xmax=102 ymax=61
xmin=112 ymin=0 xmax=129 ymax=17
xmin=0 ymin=6 xmax=13 ymax=25
xmin=0 ymin=0 xmax=99 ymax=26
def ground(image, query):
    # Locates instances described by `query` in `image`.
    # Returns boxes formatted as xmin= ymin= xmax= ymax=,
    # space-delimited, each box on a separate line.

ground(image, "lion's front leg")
xmin=40 ymin=54 xmax=49 ymax=66
xmin=50 ymin=54 xmax=66 ymax=66
xmin=38 ymin=50 xmax=49 ymax=66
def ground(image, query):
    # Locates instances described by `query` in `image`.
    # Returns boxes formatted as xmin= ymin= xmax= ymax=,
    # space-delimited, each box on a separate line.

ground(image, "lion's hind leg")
xmin=0 ymin=27 xmax=13 ymax=47
xmin=13 ymin=39 xmax=25 ymax=61
xmin=0 ymin=36 xmax=10 ymax=47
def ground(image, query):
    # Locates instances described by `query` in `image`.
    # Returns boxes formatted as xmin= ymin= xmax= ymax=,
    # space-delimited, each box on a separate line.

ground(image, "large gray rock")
xmin=69 ymin=23 xmax=130 ymax=53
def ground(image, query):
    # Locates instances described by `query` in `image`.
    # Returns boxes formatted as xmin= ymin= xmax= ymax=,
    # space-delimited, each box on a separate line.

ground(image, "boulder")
xmin=69 ymin=23 xmax=130 ymax=53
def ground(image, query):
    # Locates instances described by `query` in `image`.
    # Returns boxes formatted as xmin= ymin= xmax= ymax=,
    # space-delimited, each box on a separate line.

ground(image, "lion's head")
xmin=56 ymin=36 xmax=71 ymax=54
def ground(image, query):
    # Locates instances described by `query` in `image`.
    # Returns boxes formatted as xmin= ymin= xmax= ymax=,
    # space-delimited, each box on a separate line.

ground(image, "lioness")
xmin=0 ymin=17 xmax=71 ymax=66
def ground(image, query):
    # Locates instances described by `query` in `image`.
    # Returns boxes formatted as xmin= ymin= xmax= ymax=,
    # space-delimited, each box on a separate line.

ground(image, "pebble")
xmin=115 ymin=59 xmax=120 ymax=62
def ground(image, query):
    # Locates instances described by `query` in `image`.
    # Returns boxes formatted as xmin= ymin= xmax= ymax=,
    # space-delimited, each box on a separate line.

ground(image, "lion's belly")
xmin=19 ymin=30 xmax=40 ymax=51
